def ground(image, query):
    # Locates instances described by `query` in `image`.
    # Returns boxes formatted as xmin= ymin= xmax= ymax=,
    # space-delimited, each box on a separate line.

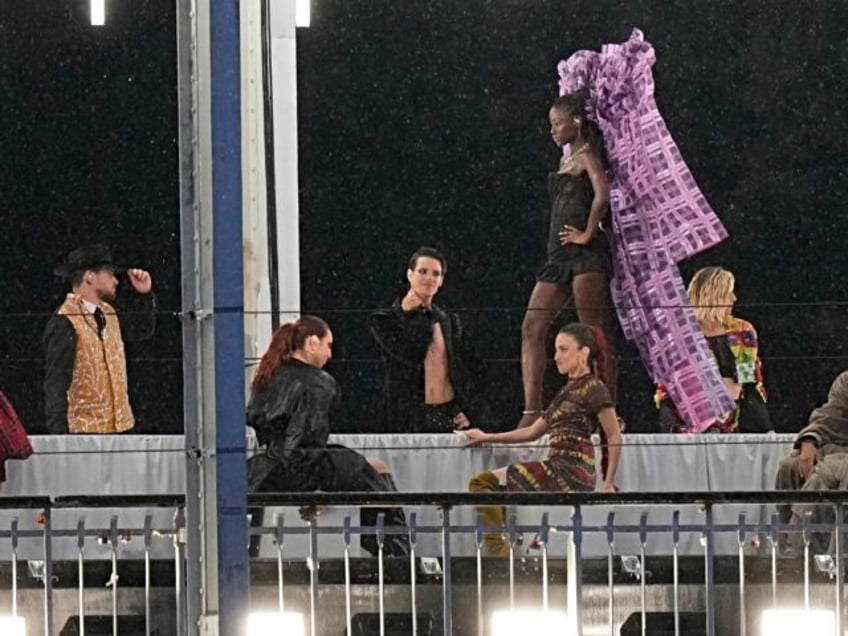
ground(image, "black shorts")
xmin=536 ymin=252 xmax=611 ymax=285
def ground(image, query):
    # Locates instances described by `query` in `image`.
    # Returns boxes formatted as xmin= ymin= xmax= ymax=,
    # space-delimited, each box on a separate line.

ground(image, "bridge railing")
xmin=0 ymin=491 xmax=845 ymax=636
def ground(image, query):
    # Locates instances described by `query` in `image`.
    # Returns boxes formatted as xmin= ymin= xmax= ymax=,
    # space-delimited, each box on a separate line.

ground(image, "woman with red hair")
xmin=247 ymin=315 xmax=409 ymax=556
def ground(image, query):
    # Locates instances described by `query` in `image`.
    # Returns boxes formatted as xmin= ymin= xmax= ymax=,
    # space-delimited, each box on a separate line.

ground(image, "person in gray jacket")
xmin=775 ymin=371 xmax=848 ymax=552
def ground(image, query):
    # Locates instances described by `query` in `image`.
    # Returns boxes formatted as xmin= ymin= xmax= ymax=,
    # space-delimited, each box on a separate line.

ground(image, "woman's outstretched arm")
xmin=464 ymin=416 xmax=549 ymax=447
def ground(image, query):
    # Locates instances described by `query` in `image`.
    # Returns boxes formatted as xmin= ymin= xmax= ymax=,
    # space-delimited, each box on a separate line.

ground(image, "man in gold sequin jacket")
xmin=43 ymin=245 xmax=155 ymax=434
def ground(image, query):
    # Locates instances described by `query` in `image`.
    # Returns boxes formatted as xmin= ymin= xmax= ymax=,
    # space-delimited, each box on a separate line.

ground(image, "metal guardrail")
xmin=0 ymin=492 xmax=846 ymax=635
xmin=247 ymin=491 xmax=848 ymax=636
xmin=0 ymin=496 xmax=183 ymax=636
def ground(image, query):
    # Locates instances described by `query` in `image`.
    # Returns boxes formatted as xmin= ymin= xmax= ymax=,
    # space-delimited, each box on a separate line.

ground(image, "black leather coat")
xmin=246 ymin=359 xmax=340 ymax=492
xmin=368 ymin=299 xmax=484 ymax=433
xmin=245 ymin=358 xmax=410 ymax=555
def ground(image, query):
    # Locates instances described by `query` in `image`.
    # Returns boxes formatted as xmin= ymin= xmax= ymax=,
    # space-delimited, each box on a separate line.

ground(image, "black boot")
xmin=360 ymin=474 xmax=410 ymax=557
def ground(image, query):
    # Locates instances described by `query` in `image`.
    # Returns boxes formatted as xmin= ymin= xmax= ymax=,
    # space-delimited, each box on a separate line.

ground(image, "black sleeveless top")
xmin=546 ymin=171 xmax=609 ymax=262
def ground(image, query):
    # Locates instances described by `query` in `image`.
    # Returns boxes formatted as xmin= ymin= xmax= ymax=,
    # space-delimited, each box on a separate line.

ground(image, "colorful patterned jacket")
xmin=655 ymin=316 xmax=767 ymax=433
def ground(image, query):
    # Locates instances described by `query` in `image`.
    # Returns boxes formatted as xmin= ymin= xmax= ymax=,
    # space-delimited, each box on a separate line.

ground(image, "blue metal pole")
xmin=210 ymin=0 xmax=248 ymax=633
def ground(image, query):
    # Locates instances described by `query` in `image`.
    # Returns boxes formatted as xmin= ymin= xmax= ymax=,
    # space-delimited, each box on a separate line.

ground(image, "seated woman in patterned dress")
xmin=464 ymin=322 xmax=623 ymax=556
xmin=655 ymin=266 xmax=773 ymax=434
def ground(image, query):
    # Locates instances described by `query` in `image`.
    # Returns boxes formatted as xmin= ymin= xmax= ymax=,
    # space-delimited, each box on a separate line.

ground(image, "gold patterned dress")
xmin=507 ymin=374 xmax=613 ymax=492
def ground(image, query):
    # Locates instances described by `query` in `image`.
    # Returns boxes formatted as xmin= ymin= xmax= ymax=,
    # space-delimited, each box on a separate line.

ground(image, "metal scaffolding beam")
xmin=178 ymin=0 xmax=248 ymax=633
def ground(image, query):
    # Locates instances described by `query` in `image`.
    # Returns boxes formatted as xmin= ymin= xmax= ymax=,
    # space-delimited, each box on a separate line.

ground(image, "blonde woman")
xmin=655 ymin=267 xmax=773 ymax=433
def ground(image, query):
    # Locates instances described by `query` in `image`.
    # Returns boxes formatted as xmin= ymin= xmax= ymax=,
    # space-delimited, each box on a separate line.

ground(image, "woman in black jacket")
xmin=247 ymin=315 xmax=409 ymax=556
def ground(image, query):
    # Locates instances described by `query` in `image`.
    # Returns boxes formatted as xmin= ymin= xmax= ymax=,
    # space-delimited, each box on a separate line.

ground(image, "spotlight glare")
xmin=247 ymin=612 xmax=305 ymax=636
xmin=491 ymin=609 xmax=570 ymax=636
xmin=91 ymin=0 xmax=105 ymax=26
xmin=760 ymin=609 xmax=835 ymax=636
xmin=0 ymin=616 xmax=26 ymax=636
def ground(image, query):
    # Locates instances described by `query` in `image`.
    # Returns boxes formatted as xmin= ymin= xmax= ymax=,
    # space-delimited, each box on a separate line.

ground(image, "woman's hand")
xmin=463 ymin=428 xmax=489 ymax=447
xmin=559 ymin=225 xmax=593 ymax=245
xmin=722 ymin=378 xmax=743 ymax=401
xmin=599 ymin=482 xmax=619 ymax=493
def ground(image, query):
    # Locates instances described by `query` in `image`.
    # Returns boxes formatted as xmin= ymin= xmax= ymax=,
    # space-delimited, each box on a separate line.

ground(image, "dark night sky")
xmin=1 ymin=1 xmax=847 ymax=434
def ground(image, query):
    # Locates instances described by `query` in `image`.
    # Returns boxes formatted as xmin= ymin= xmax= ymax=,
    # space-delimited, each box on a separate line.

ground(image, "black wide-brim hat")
xmin=53 ymin=244 xmax=126 ymax=278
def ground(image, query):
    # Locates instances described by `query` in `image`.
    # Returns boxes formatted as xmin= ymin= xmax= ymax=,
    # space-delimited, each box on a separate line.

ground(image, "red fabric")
xmin=0 ymin=391 xmax=33 ymax=483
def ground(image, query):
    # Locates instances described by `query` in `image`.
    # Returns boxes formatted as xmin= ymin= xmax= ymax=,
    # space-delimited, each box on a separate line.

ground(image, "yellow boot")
xmin=469 ymin=470 xmax=509 ymax=556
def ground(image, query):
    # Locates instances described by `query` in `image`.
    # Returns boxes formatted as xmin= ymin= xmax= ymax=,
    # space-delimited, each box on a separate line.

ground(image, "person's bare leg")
xmin=572 ymin=272 xmax=618 ymax=399
xmin=519 ymin=282 xmax=570 ymax=428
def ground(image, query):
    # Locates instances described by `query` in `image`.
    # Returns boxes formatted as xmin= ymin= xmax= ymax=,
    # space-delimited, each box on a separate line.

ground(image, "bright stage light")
xmin=760 ymin=609 xmax=835 ymax=635
xmin=247 ymin=612 xmax=305 ymax=635
xmin=91 ymin=0 xmax=105 ymax=26
xmin=0 ymin=616 xmax=26 ymax=636
xmin=295 ymin=0 xmax=311 ymax=27
xmin=491 ymin=609 xmax=571 ymax=636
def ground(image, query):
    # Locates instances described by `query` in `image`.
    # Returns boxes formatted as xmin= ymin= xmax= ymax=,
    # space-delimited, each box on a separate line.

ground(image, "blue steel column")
xmin=210 ymin=0 xmax=249 ymax=634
